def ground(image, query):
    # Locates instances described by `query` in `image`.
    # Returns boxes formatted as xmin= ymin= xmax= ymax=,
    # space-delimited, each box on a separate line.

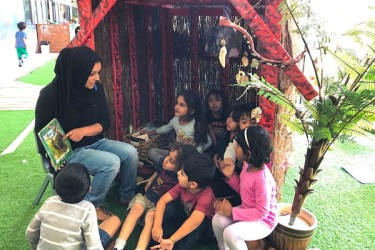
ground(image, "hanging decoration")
xmin=219 ymin=16 xmax=306 ymax=68
xmin=219 ymin=39 xmax=227 ymax=68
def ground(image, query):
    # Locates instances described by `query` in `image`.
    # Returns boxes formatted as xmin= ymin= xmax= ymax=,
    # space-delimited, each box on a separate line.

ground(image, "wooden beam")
xmin=127 ymin=5 xmax=141 ymax=129
xmin=68 ymin=0 xmax=118 ymax=48
xmin=228 ymin=0 xmax=318 ymax=100
xmin=146 ymin=9 xmax=156 ymax=121
xmin=109 ymin=7 xmax=123 ymax=140
xmin=258 ymin=0 xmax=283 ymax=135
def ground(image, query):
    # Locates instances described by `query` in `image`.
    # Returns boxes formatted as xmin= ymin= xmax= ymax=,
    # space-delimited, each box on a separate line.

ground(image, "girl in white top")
xmin=146 ymin=90 xmax=212 ymax=163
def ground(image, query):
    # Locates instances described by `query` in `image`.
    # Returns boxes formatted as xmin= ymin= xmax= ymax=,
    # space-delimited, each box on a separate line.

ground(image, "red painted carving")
xmin=109 ymin=8 xmax=123 ymax=140
xmin=147 ymin=10 xmax=156 ymax=121
xmin=259 ymin=0 xmax=283 ymax=135
xmin=127 ymin=5 xmax=140 ymax=129
xmin=69 ymin=0 xmax=118 ymax=49
xmin=228 ymin=0 xmax=318 ymax=101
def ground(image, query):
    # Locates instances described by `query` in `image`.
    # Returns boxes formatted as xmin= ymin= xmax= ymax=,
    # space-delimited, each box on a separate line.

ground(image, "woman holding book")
xmin=35 ymin=46 xmax=138 ymax=221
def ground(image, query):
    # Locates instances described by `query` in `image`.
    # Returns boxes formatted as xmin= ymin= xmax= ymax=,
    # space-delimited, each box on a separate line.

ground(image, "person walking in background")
xmin=34 ymin=46 xmax=139 ymax=221
xmin=25 ymin=163 xmax=121 ymax=249
xmin=15 ymin=21 xmax=28 ymax=67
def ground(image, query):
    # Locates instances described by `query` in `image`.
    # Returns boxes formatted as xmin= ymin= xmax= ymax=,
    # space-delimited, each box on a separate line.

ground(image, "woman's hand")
xmin=151 ymin=238 xmax=175 ymax=250
xmin=152 ymin=225 xmax=163 ymax=242
xmin=219 ymin=158 xmax=235 ymax=180
xmin=64 ymin=128 xmax=86 ymax=142
xmin=215 ymin=199 xmax=233 ymax=217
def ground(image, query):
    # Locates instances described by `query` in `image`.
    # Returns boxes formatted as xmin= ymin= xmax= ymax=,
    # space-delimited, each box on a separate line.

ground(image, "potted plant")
xmin=235 ymin=2 xmax=375 ymax=249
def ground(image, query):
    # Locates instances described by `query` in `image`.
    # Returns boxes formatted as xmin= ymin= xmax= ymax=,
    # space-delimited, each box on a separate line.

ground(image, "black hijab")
xmin=51 ymin=46 xmax=101 ymax=131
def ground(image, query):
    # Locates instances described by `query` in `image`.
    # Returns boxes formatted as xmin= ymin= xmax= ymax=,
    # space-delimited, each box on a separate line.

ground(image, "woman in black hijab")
xmin=35 ymin=46 xmax=138 ymax=220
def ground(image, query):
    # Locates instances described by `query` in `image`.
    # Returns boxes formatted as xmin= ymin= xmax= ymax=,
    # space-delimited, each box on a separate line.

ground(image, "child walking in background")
xmin=151 ymin=153 xmax=216 ymax=250
xmin=113 ymin=144 xmax=198 ymax=250
xmin=212 ymin=126 xmax=277 ymax=250
xmin=25 ymin=163 xmax=121 ymax=249
xmin=205 ymin=89 xmax=229 ymax=147
xmin=146 ymin=89 xmax=212 ymax=163
xmin=15 ymin=22 xmax=28 ymax=67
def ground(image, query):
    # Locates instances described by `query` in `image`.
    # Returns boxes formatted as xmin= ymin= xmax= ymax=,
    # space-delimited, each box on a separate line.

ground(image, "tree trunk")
xmin=271 ymin=20 xmax=296 ymax=201
xmin=289 ymin=140 xmax=328 ymax=225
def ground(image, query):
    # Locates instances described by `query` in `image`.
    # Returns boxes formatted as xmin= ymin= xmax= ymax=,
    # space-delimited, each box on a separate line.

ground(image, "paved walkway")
xmin=0 ymin=37 xmax=58 ymax=110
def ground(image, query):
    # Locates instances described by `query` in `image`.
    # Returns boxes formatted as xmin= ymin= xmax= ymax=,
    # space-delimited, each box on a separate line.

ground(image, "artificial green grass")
xmin=1 ymin=111 xmax=374 ymax=249
xmin=0 ymin=110 xmax=35 ymax=153
xmin=17 ymin=59 xmax=56 ymax=86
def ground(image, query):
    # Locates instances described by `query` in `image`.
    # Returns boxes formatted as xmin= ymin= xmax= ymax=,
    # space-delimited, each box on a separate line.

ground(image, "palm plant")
xmin=236 ymin=3 xmax=375 ymax=226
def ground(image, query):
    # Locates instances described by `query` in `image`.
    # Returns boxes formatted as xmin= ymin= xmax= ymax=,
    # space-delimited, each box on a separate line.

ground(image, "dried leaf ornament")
xmin=219 ymin=39 xmax=227 ymax=68
xmin=251 ymin=58 xmax=260 ymax=69
xmin=242 ymin=52 xmax=249 ymax=67
xmin=250 ymin=107 xmax=262 ymax=124
xmin=235 ymin=70 xmax=249 ymax=84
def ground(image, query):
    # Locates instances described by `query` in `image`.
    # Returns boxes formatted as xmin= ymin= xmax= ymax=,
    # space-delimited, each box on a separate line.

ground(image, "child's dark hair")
xmin=205 ymin=89 xmax=229 ymax=115
xmin=55 ymin=163 xmax=91 ymax=203
xmin=75 ymin=26 xmax=81 ymax=34
xmin=182 ymin=153 xmax=215 ymax=188
xmin=17 ymin=22 xmax=27 ymax=31
xmin=236 ymin=125 xmax=273 ymax=168
xmin=177 ymin=90 xmax=208 ymax=146
xmin=230 ymin=102 xmax=256 ymax=124
xmin=171 ymin=143 xmax=199 ymax=168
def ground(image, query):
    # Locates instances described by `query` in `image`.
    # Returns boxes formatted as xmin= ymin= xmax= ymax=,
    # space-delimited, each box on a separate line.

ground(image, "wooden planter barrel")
xmin=270 ymin=203 xmax=318 ymax=250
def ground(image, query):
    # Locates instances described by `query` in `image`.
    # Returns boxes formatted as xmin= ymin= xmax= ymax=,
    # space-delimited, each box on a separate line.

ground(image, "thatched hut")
xmin=70 ymin=0 xmax=317 ymax=198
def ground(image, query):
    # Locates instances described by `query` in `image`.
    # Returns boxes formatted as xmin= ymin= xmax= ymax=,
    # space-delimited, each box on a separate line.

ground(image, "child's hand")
xmin=215 ymin=199 xmax=233 ymax=217
xmin=219 ymin=158 xmax=235 ymax=179
xmin=151 ymin=238 xmax=175 ymax=250
xmin=152 ymin=225 xmax=163 ymax=242
xmin=139 ymin=129 xmax=148 ymax=135
xmin=213 ymin=154 xmax=222 ymax=169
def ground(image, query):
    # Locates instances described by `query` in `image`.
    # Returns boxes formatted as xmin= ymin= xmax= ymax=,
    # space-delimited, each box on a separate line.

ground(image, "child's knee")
xmin=144 ymin=210 xmax=155 ymax=224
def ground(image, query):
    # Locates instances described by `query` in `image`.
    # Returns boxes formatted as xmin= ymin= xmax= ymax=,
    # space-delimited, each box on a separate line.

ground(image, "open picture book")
xmin=37 ymin=118 xmax=73 ymax=170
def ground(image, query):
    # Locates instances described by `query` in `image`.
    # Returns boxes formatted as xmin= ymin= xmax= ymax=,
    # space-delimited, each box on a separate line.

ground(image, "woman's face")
xmin=85 ymin=62 xmax=101 ymax=89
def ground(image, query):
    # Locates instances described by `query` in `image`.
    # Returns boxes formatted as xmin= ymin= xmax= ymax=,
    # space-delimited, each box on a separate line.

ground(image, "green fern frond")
xmin=280 ymin=114 xmax=305 ymax=135
xmin=328 ymin=50 xmax=364 ymax=80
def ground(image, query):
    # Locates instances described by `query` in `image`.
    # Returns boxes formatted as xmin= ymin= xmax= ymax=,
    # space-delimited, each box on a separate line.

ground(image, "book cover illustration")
xmin=38 ymin=118 xmax=72 ymax=170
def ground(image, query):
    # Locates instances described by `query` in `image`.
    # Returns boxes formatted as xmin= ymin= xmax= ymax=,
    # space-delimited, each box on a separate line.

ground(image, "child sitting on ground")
xmin=212 ymin=126 xmax=277 ymax=249
xmin=25 ymin=163 xmax=121 ymax=249
xmin=145 ymin=90 xmax=212 ymax=163
xmin=211 ymin=104 xmax=251 ymax=200
xmin=113 ymin=144 xmax=198 ymax=250
xmin=151 ymin=153 xmax=216 ymax=250
xmin=220 ymin=105 xmax=262 ymax=171
xmin=205 ymin=89 xmax=229 ymax=147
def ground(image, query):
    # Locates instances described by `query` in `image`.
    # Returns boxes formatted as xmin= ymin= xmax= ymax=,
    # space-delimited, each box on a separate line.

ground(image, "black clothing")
xmin=34 ymin=46 xmax=109 ymax=153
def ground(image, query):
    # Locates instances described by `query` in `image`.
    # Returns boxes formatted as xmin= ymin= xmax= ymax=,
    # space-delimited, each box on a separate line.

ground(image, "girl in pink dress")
xmin=212 ymin=125 xmax=277 ymax=249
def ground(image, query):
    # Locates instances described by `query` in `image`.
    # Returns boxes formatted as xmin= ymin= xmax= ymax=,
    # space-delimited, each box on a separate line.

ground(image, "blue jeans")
xmin=67 ymin=138 xmax=138 ymax=206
